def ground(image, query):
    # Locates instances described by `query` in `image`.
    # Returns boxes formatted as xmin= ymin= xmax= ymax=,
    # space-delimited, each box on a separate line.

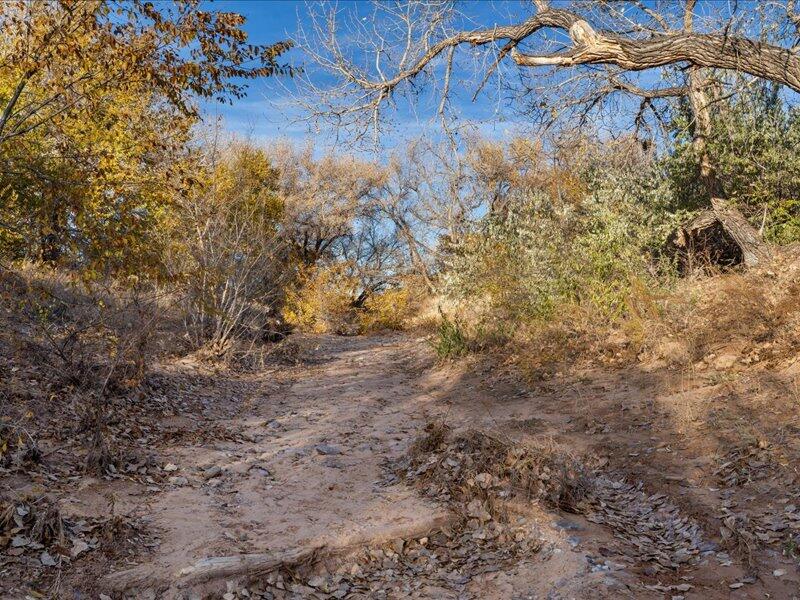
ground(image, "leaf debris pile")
xmin=583 ymin=477 xmax=706 ymax=571
xmin=397 ymin=423 xmax=709 ymax=574
xmin=234 ymin=423 xmax=557 ymax=598
xmin=250 ymin=524 xmax=544 ymax=599
xmin=0 ymin=495 xmax=151 ymax=573
xmin=399 ymin=422 xmax=591 ymax=514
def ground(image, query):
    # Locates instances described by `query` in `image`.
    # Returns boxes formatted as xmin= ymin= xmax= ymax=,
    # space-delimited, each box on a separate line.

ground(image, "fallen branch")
xmin=103 ymin=514 xmax=452 ymax=593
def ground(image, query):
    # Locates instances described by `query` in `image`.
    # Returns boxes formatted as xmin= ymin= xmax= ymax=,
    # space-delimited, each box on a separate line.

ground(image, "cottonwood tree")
xmin=334 ymin=210 xmax=406 ymax=308
xmin=270 ymin=144 xmax=384 ymax=265
xmin=0 ymin=0 xmax=292 ymax=146
xmin=376 ymin=142 xmax=462 ymax=293
xmin=1 ymin=0 xmax=293 ymax=270
xmin=298 ymin=0 xmax=800 ymax=266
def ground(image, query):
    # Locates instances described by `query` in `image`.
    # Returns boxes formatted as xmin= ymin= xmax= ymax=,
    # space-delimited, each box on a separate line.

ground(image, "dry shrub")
xmin=359 ymin=284 xmax=420 ymax=332
xmin=5 ymin=262 xmax=159 ymax=393
xmin=174 ymin=140 xmax=289 ymax=356
xmin=435 ymin=153 xmax=680 ymax=370
xmin=1 ymin=262 xmax=164 ymax=475
xmin=403 ymin=423 xmax=591 ymax=515
xmin=499 ymin=247 xmax=800 ymax=375
xmin=647 ymin=246 xmax=800 ymax=364
xmin=282 ymin=263 xmax=356 ymax=334
xmin=84 ymin=426 xmax=115 ymax=475
xmin=284 ymin=264 xmax=421 ymax=335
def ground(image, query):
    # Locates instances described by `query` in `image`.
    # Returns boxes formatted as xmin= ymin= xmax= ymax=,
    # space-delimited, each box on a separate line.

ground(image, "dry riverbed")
xmin=2 ymin=333 xmax=799 ymax=598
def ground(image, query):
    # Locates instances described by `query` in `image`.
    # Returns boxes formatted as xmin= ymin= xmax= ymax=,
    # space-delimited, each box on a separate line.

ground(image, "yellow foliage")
xmin=282 ymin=264 xmax=357 ymax=334
xmin=359 ymin=286 xmax=415 ymax=332
xmin=283 ymin=266 xmax=421 ymax=334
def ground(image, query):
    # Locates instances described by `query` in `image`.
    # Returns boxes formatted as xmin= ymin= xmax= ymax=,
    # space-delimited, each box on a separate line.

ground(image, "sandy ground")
xmin=102 ymin=335 xmax=451 ymax=594
xmin=3 ymin=332 xmax=800 ymax=598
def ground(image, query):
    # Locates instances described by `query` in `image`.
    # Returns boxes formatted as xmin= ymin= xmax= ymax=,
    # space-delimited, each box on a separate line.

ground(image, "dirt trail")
xmin=7 ymin=333 xmax=799 ymax=598
xmin=102 ymin=336 xmax=444 ymax=592
xmin=91 ymin=334 xmax=612 ymax=599
xmin=106 ymin=334 xmax=799 ymax=598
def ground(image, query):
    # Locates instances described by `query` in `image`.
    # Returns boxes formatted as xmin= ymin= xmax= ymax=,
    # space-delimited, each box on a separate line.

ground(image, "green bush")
xmin=439 ymin=161 xmax=682 ymax=337
xmin=432 ymin=314 xmax=469 ymax=359
xmin=664 ymin=80 xmax=800 ymax=243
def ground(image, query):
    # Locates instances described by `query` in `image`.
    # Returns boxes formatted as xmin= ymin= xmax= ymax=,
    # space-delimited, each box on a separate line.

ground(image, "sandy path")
xmin=104 ymin=335 xmax=455 ymax=595
xmin=91 ymin=333 xmax=797 ymax=599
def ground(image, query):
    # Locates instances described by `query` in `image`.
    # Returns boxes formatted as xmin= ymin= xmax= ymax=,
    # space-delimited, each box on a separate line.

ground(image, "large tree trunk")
xmin=392 ymin=212 xmax=436 ymax=293
xmin=686 ymin=68 xmax=770 ymax=267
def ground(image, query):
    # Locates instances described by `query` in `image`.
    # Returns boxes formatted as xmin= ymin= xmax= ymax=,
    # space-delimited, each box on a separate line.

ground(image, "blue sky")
xmin=202 ymin=1 xmax=795 ymax=152
xmin=200 ymin=1 xmax=305 ymax=141
xmin=201 ymin=1 xmax=529 ymax=148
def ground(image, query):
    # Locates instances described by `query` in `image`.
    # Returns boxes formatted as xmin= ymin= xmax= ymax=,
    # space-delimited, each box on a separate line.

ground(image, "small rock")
xmin=699 ymin=541 xmax=718 ymax=552
xmin=315 ymin=444 xmax=341 ymax=456
xmin=249 ymin=464 xmax=272 ymax=477
xmin=601 ymin=576 xmax=622 ymax=588
xmin=168 ymin=476 xmax=188 ymax=486
xmin=332 ymin=585 xmax=349 ymax=599
xmin=163 ymin=463 xmax=178 ymax=472
xmin=660 ymin=340 xmax=690 ymax=365
xmin=729 ymin=582 xmax=744 ymax=589
xmin=203 ymin=465 xmax=222 ymax=479
xmin=40 ymin=551 xmax=57 ymax=567
xmin=466 ymin=498 xmax=491 ymax=523
xmin=773 ymin=569 xmax=786 ymax=577
xmin=555 ymin=519 xmax=583 ymax=532
xmin=474 ymin=472 xmax=493 ymax=489
xmin=71 ymin=538 xmax=90 ymax=558
xmin=391 ymin=538 xmax=405 ymax=555
xmin=713 ymin=353 xmax=739 ymax=370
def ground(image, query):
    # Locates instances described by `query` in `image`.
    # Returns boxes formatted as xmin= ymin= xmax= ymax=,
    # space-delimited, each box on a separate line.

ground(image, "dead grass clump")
xmin=720 ymin=513 xmax=758 ymax=572
xmin=4 ymin=263 xmax=159 ymax=393
xmin=84 ymin=428 xmax=116 ymax=475
xmin=403 ymin=424 xmax=591 ymax=515
xmin=0 ymin=495 xmax=66 ymax=547
xmin=0 ymin=423 xmax=41 ymax=469
xmin=651 ymin=248 xmax=800 ymax=365
xmin=408 ymin=421 xmax=450 ymax=456
xmin=30 ymin=501 xmax=66 ymax=547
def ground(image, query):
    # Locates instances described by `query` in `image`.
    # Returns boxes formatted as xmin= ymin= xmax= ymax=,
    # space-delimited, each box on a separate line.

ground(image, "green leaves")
xmin=665 ymin=80 xmax=800 ymax=243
